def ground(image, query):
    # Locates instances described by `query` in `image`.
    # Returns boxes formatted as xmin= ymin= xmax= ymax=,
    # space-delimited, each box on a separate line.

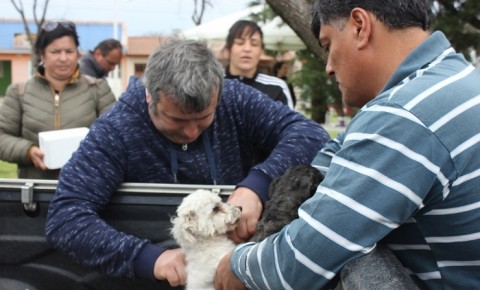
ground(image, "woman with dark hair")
xmin=0 ymin=20 xmax=116 ymax=179
xmin=224 ymin=20 xmax=294 ymax=109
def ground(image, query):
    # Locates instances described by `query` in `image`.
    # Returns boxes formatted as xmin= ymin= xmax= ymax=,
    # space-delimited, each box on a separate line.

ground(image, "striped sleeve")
xmin=232 ymin=106 xmax=439 ymax=289
xmin=231 ymin=41 xmax=480 ymax=289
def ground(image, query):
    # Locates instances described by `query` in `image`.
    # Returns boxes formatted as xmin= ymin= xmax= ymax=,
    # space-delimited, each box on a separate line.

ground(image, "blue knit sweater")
xmin=45 ymin=78 xmax=330 ymax=280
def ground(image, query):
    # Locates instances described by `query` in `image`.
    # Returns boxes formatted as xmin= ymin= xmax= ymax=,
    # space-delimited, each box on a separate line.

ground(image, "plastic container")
xmin=38 ymin=127 xmax=89 ymax=169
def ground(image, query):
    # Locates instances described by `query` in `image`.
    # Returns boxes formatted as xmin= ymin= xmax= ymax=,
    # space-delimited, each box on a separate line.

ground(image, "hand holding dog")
xmin=214 ymin=251 xmax=247 ymax=290
xmin=153 ymin=248 xmax=187 ymax=287
xmin=227 ymin=187 xmax=263 ymax=243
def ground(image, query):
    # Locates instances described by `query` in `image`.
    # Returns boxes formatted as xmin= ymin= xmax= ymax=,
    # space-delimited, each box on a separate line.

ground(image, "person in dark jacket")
xmin=79 ymin=38 xmax=123 ymax=78
xmin=224 ymin=20 xmax=294 ymax=109
xmin=45 ymin=38 xmax=330 ymax=287
xmin=274 ymin=60 xmax=297 ymax=108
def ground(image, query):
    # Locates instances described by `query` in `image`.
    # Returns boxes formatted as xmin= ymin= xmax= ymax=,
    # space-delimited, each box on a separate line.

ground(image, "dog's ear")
xmin=182 ymin=210 xmax=199 ymax=244
xmin=172 ymin=211 xmax=199 ymax=245
xmin=184 ymin=210 xmax=197 ymax=224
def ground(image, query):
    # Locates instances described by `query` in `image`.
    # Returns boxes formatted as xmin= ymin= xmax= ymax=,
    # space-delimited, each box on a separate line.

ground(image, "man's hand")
xmin=153 ymin=248 xmax=187 ymax=287
xmin=227 ymin=187 xmax=263 ymax=243
xmin=215 ymin=251 xmax=247 ymax=290
xmin=28 ymin=146 xmax=47 ymax=170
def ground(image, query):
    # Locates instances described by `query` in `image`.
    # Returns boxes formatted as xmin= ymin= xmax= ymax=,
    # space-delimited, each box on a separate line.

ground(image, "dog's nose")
xmin=238 ymin=206 xmax=243 ymax=212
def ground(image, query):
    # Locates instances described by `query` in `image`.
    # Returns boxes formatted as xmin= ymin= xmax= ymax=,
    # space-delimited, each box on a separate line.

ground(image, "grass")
xmin=0 ymin=160 xmax=17 ymax=178
xmin=326 ymin=127 xmax=341 ymax=139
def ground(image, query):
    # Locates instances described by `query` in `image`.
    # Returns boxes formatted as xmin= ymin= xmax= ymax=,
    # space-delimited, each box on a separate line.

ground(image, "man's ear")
xmin=350 ymin=8 xmax=372 ymax=50
xmin=145 ymin=91 xmax=151 ymax=104
xmin=93 ymin=49 xmax=103 ymax=59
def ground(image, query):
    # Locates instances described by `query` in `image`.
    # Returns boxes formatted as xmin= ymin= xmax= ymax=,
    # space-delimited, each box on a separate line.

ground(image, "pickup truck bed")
xmin=0 ymin=178 xmax=234 ymax=290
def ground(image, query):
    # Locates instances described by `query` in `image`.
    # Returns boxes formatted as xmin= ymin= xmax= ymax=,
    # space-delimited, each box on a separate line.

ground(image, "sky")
xmin=0 ymin=0 xmax=254 ymax=36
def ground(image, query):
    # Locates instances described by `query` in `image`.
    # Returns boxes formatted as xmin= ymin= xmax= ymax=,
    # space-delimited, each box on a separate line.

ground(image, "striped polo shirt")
xmin=231 ymin=31 xmax=480 ymax=289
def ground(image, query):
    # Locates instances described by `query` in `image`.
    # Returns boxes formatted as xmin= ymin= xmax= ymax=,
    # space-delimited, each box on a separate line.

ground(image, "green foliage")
xmin=247 ymin=1 xmax=277 ymax=25
xmin=0 ymin=160 xmax=17 ymax=178
xmin=290 ymin=50 xmax=341 ymax=124
xmin=433 ymin=0 xmax=480 ymax=61
xmin=249 ymin=0 xmax=480 ymax=126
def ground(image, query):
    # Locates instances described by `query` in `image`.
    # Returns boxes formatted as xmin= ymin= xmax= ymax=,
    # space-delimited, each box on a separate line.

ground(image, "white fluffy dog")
xmin=171 ymin=189 xmax=242 ymax=290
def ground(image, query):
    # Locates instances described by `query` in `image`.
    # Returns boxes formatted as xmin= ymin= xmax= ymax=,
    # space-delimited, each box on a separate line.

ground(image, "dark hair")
xmin=225 ymin=20 xmax=264 ymax=50
xmin=311 ymin=0 xmax=433 ymax=39
xmin=34 ymin=20 xmax=79 ymax=56
xmin=94 ymin=38 xmax=123 ymax=57
xmin=273 ymin=61 xmax=285 ymax=76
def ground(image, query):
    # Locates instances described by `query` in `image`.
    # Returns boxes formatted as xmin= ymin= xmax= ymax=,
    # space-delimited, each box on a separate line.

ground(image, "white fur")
xmin=171 ymin=189 xmax=242 ymax=290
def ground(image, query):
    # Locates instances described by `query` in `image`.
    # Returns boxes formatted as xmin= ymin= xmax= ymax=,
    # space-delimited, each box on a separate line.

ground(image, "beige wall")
xmin=0 ymin=53 xmax=31 ymax=83
xmin=124 ymin=56 xmax=147 ymax=90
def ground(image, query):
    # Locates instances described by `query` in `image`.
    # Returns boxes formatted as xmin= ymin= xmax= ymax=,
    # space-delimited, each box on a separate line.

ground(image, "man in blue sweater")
xmin=215 ymin=0 xmax=480 ymax=289
xmin=45 ymin=38 xmax=329 ymax=287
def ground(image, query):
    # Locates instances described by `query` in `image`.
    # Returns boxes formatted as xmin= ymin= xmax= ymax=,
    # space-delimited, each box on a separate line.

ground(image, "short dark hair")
xmin=225 ymin=20 xmax=264 ymax=50
xmin=311 ymin=0 xmax=433 ymax=39
xmin=94 ymin=39 xmax=123 ymax=57
xmin=35 ymin=20 xmax=79 ymax=56
xmin=273 ymin=61 xmax=286 ymax=76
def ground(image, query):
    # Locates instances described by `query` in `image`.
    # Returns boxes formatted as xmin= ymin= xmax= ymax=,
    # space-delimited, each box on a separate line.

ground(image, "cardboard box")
xmin=39 ymin=127 xmax=89 ymax=169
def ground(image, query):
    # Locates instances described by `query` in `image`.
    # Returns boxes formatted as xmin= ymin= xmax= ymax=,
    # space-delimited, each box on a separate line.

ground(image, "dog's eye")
xmin=213 ymin=204 xmax=221 ymax=213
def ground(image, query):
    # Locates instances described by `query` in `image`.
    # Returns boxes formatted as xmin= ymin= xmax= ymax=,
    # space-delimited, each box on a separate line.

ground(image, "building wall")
xmin=7 ymin=54 xmax=30 ymax=82
xmin=0 ymin=53 xmax=30 ymax=95
xmin=126 ymin=56 xmax=147 ymax=76
xmin=0 ymin=19 xmax=127 ymax=95
xmin=0 ymin=19 xmax=126 ymax=53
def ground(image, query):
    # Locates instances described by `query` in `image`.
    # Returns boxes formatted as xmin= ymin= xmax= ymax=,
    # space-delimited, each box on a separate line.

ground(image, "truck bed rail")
xmin=0 ymin=178 xmax=234 ymax=290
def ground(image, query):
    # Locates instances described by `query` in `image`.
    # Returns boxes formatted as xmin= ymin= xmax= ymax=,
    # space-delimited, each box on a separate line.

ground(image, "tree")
xmin=264 ymin=0 xmax=480 ymax=123
xmin=10 ymin=0 xmax=50 ymax=75
xmin=433 ymin=0 xmax=480 ymax=61
xmin=265 ymin=0 xmax=323 ymax=58
xmin=290 ymin=50 xmax=341 ymax=123
xmin=264 ymin=0 xmax=337 ymax=124
xmin=192 ymin=0 xmax=212 ymax=26
xmin=266 ymin=0 xmax=480 ymax=66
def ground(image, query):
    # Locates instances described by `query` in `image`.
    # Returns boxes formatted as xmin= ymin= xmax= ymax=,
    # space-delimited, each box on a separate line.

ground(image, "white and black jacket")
xmin=225 ymin=68 xmax=294 ymax=109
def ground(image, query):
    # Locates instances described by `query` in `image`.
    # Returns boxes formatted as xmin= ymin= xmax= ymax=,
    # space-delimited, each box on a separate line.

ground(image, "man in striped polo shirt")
xmin=215 ymin=0 xmax=480 ymax=289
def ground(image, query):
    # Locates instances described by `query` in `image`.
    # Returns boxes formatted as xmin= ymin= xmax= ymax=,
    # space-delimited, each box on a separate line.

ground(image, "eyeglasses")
xmin=41 ymin=21 xmax=76 ymax=32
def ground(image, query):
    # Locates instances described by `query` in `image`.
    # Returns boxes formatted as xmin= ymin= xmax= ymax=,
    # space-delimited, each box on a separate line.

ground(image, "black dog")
xmin=251 ymin=164 xmax=324 ymax=242
xmin=251 ymin=165 xmax=419 ymax=290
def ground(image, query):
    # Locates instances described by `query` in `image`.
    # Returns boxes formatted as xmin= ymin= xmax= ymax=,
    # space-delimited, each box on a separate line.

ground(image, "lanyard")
xmin=169 ymin=132 xmax=217 ymax=185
